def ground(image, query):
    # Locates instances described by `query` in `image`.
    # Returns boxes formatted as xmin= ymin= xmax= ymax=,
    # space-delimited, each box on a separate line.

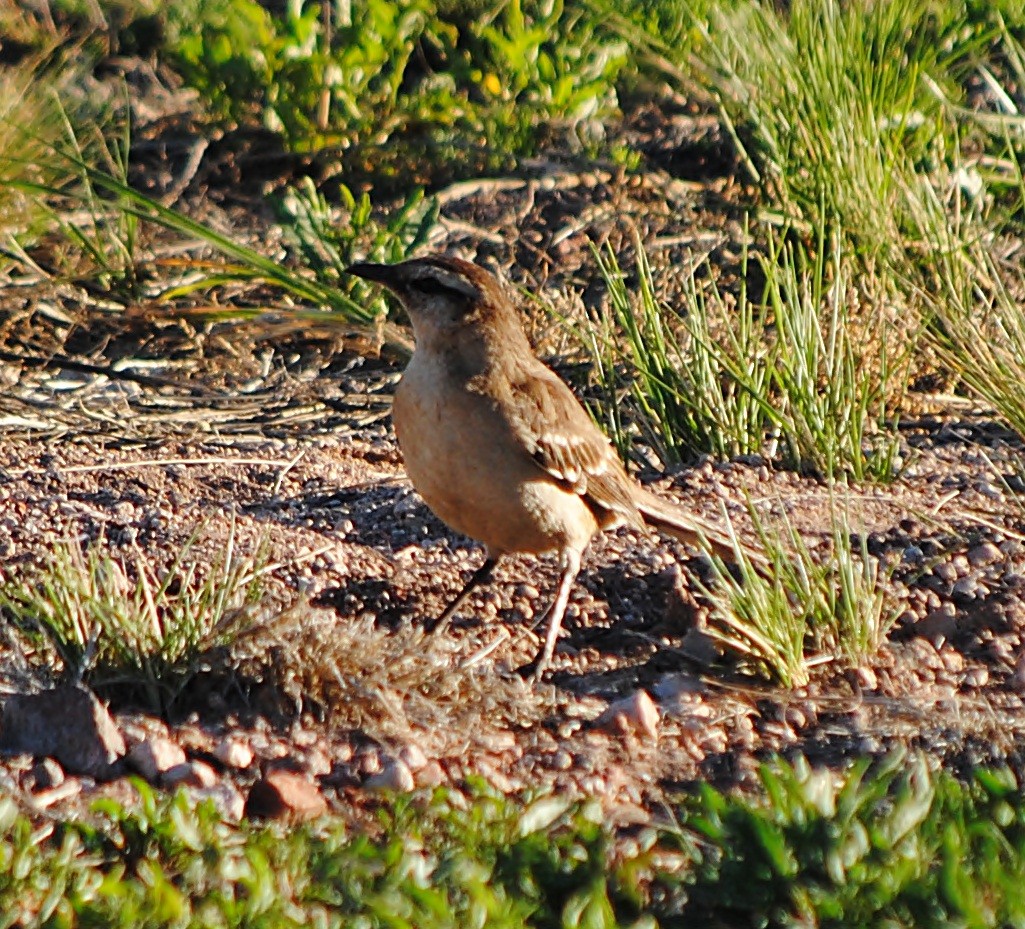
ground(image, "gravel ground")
xmin=2 ymin=69 xmax=1025 ymax=824
xmin=2 ymin=378 xmax=1025 ymax=824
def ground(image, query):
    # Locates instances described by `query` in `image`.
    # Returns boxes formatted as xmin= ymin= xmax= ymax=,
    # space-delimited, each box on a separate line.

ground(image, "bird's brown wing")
xmin=497 ymin=360 xmax=645 ymax=530
xmin=494 ymin=360 xmax=764 ymax=566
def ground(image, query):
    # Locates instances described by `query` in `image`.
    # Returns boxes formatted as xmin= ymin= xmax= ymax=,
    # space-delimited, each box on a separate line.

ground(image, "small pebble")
xmin=903 ymin=545 xmax=924 ymax=564
xmin=968 ymin=542 xmax=1002 ymax=568
xmin=127 ymin=737 xmax=187 ymax=783
xmin=214 ymin=737 xmax=254 ymax=770
xmin=416 ymin=760 xmax=447 ymax=788
xmin=952 ymin=577 xmax=980 ymax=601
xmin=398 ymin=744 xmax=428 ymax=772
xmin=550 ymin=750 xmax=573 ymax=771
xmin=364 ymin=760 xmax=415 ymax=792
xmin=941 ymin=650 xmax=964 ymax=674
xmin=962 ymin=667 xmax=989 ymax=688
xmin=853 ymin=666 xmax=878 ymax=691
xmin=596 ymin=691 xmax=659 ymax=743
xmin=163 ymin=761 xmax=217 ymax=789
xmin=1000 ymin=540 xmax=1025 ymax=558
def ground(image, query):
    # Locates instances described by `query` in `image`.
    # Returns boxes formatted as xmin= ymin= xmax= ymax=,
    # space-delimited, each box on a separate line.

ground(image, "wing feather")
xmin=495 ymin=360 xmax=644 ymax=529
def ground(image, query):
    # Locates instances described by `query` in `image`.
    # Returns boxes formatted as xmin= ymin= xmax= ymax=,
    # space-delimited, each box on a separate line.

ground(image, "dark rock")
xmin=0 ymin=686 xmax=125 ymax=777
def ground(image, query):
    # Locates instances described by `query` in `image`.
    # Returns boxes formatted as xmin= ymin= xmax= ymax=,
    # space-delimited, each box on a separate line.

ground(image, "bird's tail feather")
xmin=635 ymin=492 xmax=768 ymax=570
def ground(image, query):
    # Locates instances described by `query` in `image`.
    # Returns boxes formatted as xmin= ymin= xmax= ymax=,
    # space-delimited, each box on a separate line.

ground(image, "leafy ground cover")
xmin=4 ymin=756 xmax=1025 ymax=927
xmin=1 ymin=0 xmax=1025 ymax=924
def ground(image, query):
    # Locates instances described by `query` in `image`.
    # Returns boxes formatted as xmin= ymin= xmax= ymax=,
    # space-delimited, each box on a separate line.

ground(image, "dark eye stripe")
xmin=412 ymin=277 xmax=462 ymax=297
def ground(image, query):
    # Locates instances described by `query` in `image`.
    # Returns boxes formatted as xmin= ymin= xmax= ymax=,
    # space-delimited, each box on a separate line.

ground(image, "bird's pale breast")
xmin=393 ymin=351 xmax=599 ymax=556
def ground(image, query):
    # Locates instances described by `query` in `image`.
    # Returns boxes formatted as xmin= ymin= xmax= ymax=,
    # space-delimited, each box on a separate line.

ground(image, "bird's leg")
xmin=424 ymin=554 xmax=499 ymax=634
xmin=518 ymin=548 xmax=582 ymax=681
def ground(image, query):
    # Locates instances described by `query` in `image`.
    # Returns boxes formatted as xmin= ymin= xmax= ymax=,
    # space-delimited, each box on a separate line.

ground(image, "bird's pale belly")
xmin=392 ymin=366 xmax=598 ymax=556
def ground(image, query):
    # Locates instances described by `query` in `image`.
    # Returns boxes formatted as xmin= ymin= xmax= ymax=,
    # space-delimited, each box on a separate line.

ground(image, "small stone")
xmin=364 ymin=760 xmax=415 ymax=792
xmin=988 ymin=638 xmax=1014 ymax=662
xmin=0 ymin=685 xmax=125 ymax=777
xmin=550 ymin=749 xmax=573 ymax=771
xmin=303 ymin=747 xmax=332 ymax=778
xmin=356 ymin=749 xmax=382 ymax=777
xmin=175 ymin=724 xmax=214 ymax=755
xmin=163 ymin=761 xmax=217 ymax=789
xmin=558 ymin=720 xmax=582 ymax=739
xmin=128 ymin=736 xmax=186 ymax=782
xmin=398 ymin=744 xmax=428 ymax=772
xmin=246 ymin=770 xmax=327 ymax=821
xmin=933 ymin=562 xmax=957 ymax=584
xmin=292 ymin=728 xmax=318 ymax=749
xmin=941 ymin=649 xmax=964 ymax=674
xmin=850 ymin=666 xmax=878 ymax=691
xmin=962 ymin=667 xmax=989 ymax=688
xmin=952 ymin=577 xmax=980 ymax=601
xmin=213 ymin=737 xmax=254 ymax=770
xmin=1000 ymin=540 xmax=1025 ymax=559
xmin=29 ymin=778 xmax=83 ymax=810
xmin=596 ymin=691 xmax=659 ymax=742
xmin=903 ymin=545 xmax=924 ymax=564
xmin=415 ymin=760 xmax=447 ymax=788
xmin=968 ymin=542 xmax=1002 ymax=568
xmin=486 ymin=731 xmax=517 ymax=753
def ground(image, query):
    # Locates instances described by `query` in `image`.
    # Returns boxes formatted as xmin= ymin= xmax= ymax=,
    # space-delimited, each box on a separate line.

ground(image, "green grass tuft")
xmin=584 ymin=219 xmax=908 ymax=481
xmin=695 ymin=498 xmax=901 ymax=685
xmin=0 ymin=524 xmax=269 ymax=711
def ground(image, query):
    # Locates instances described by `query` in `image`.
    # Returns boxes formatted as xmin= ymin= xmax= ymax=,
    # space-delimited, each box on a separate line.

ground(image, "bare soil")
xmin=2 ymin=70 xmax=1025 ymax=825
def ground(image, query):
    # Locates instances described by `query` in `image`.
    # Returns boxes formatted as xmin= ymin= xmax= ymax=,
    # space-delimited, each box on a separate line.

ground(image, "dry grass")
xmin=0 ymin=54 xmax=76 ymax=245
xmin=228 ymin=606 xmax=557 ymax=749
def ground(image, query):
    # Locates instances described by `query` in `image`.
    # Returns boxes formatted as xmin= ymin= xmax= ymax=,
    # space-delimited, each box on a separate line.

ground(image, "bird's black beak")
xmin=346 ymin=261 xmax=401 ymax=289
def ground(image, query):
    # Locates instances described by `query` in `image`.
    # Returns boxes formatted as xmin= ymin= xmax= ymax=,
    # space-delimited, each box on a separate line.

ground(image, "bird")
xmin=346 ymin=254 xmax=750 ymax=678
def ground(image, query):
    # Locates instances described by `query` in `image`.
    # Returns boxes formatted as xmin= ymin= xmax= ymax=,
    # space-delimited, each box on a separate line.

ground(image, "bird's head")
xmin=347 ymin=255 xmax=524 ymax=355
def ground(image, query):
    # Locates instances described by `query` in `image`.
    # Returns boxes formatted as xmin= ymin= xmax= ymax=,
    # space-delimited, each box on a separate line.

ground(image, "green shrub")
xmin=166 ymin=0 xmax=628 ymax=179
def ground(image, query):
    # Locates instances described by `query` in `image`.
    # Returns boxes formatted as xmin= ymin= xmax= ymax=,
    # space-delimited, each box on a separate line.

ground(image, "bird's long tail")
xmin=634 ymin=491 xmax=769 ymax=570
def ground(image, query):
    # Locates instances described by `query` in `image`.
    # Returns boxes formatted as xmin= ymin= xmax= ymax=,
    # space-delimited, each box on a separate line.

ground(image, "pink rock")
xmin=597 ymin=691 xmax=660 ymax=742
xmin=246 ymin=770 xmax=327 ymax=820
xmin=127 ymin=736 xmax=186 ymax=782
xmin=213 ymin=737 xmax=254 ymax=770
xmin=163 ymin=761 xmax=217 ymax=789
